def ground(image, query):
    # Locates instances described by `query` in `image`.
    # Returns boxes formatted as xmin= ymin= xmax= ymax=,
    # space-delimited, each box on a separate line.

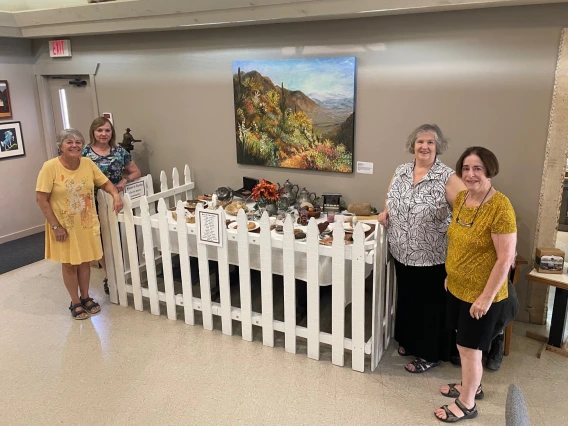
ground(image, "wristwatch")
xmin=125 ymin=176 xmax=132 ymax=183
xmin=52 ymin=225 xmax=60 ymax=230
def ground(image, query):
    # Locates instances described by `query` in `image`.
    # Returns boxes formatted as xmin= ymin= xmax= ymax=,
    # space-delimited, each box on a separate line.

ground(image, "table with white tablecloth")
xmin=160 ymin=210 xmax=375 ymax=303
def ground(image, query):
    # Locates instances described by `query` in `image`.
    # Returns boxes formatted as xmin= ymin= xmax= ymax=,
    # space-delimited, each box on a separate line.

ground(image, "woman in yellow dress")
xmin=36 ymin=129 xmax=123 ymax=320
xmin=434 ymin=147 xmax=517 ymax=423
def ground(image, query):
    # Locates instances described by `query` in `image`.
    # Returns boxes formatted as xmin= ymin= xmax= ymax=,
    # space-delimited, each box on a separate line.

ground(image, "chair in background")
xmin=504 ymin=255 xmax=528 ymax=356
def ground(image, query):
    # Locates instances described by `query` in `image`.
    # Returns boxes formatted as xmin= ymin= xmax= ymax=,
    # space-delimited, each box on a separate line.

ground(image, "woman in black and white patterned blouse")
xmin=378 ymin=124 xmax=465 ymax=373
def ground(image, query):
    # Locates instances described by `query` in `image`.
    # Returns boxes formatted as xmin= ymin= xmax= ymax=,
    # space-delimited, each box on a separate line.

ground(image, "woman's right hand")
xmin=115 ymin=179 xmax=127 ymax=193
xmin=378 ymin=210 xmax=389 ymax=227
xmin=54 ymin=227 xmax=67 ymax=243
xmin=112 ymin=195 xmax=124 ymax=215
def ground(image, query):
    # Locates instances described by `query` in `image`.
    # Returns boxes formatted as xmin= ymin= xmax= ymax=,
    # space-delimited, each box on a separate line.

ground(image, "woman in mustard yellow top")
xmin=434 ymin=147 xmax=516 ymax=423
xmin=36 ymin=129 xmax=123 ymax=320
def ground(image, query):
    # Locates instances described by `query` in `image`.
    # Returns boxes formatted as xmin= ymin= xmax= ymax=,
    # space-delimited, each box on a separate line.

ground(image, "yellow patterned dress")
xmin=36 ymin=157 xmax=109 ymax=265
xmin=446 ymin=190 xmax=517 ymax=303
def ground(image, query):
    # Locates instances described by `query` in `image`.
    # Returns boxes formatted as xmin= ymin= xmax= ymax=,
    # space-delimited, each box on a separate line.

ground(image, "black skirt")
xmin=393 ymin=259 xmax=451 ymax=362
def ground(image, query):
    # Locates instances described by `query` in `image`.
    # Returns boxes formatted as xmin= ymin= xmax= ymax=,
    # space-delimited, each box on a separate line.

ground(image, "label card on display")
xmin=124 ymin=179 xmax=146 ymax=200
xmin=198 ymin=209 xmax=223 ymax=247
xmin=356 ymin=161 xmax=374 ymax=174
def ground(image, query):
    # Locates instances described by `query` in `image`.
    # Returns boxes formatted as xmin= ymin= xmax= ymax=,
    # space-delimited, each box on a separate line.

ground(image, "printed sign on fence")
xmin=198 ymin=208 xmax=223 ymax=247
xmin=125 ymin=179 xmax=146 ymax=200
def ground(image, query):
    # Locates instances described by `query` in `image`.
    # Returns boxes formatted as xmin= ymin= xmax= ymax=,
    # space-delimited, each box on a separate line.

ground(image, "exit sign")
xmin=49 ymin=40 xmax=72 ymax=58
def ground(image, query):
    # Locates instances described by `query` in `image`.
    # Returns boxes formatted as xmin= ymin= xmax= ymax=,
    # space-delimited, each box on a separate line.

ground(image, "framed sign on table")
xmin=0 ymin=121 xmax=25 ymax=160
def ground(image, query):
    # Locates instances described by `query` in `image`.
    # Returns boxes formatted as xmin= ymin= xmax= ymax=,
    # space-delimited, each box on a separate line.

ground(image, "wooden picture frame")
xmin=0 ymin=80 xmax=12 ymax=119
xmin=0 ymin=121 xmax=25 ymax=160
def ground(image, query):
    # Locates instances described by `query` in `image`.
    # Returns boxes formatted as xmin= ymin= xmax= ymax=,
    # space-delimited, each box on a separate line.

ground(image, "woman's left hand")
xmin=470 ymin=295 xmax=492 ymax=320
xmin=112 ymin=195 xmax=123 ymax=215
xmin=115 ymin=179 xmax=127 ymax=193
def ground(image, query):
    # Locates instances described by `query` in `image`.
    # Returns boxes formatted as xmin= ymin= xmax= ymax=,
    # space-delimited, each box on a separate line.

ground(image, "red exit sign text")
xmin=49 ymin=40 xmax=72 ymax=58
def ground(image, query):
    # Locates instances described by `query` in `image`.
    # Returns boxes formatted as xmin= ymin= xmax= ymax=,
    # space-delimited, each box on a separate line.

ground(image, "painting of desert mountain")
xmin=232 ymin=57 xmax=356 ymax=173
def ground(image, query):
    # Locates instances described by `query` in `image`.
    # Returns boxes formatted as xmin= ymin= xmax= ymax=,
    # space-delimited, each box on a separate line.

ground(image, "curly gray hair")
xmin=405 ymin=124 xmax=449 ymax=155
xmin=56 ymin=128 xmax=85 ymax=149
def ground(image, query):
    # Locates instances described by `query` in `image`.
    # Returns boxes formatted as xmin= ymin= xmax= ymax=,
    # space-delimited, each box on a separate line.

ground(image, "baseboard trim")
xmin=0 ymin=225 xmax=45 ymax=244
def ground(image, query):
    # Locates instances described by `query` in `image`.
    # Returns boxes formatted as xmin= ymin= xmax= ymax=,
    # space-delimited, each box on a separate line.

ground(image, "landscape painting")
xmin=233 ymin=57 xmax=356 ymax=173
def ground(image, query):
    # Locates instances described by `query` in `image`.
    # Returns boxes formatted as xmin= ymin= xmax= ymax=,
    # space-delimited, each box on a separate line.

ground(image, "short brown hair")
xmin=455 ymin=146 xmax=499 ymax=178
xmin=88 ymin=117 xmax=116 ymax=147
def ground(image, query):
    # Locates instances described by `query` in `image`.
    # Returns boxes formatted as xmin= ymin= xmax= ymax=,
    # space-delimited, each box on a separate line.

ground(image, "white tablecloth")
xmin=162 ymin=211 xmax=373 ymax=294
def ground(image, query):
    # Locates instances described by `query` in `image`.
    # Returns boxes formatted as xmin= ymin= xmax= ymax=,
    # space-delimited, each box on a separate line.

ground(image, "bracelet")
xmin=125 ymin=176 xmax=132 ymax=183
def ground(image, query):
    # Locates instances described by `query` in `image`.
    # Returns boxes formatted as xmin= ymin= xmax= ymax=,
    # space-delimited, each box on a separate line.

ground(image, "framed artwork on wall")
xmin=233 ymin=57 xmax=356 ymax=173
xmin=0 ymin=80 xmax=12 ymax=119
xmin=0 ymin=121 xmax=25 ymax=160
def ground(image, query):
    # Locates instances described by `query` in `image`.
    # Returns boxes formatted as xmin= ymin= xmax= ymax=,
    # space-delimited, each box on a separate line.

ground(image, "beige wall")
xmin=0 ymin=38 xmax=47 ymax=243
xmin=30 ymin=4 xmax=568 ymax=321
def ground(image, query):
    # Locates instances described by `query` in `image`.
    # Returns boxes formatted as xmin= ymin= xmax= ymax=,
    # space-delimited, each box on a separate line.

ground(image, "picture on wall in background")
xmin=0 ymin=80 xmax=13 ymax=119
xmin=233 ymin=57 xmax=356 ymax=173
xmin=0 ymin=121 xmax=25 ymax=160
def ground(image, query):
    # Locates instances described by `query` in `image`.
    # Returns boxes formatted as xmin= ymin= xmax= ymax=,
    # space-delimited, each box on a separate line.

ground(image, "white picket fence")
xmin=98 ymin=165 xmax=397 ymax=372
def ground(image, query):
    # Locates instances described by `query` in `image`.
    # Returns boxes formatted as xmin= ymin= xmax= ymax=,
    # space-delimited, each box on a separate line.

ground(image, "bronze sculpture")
xmin=120 ymin=128 xmax=141 ymax=152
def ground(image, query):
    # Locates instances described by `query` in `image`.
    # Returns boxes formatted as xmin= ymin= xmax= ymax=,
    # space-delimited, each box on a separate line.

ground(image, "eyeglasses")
xmin=455 ymin=186 xmax=492 ymax=228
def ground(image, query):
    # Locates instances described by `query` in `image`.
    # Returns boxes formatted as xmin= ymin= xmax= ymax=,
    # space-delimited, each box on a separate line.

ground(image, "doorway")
xmin=47 ymin=75 xmax=97 ymax=155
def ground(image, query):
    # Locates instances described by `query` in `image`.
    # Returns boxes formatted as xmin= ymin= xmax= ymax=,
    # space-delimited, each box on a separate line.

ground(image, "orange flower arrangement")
xmin=251 ymin=179 xmax=280 ymax=206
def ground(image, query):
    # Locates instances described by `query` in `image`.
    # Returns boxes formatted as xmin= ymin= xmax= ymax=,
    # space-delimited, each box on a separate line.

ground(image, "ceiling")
xmin=1 ymin=0 xmax=567 ymax=39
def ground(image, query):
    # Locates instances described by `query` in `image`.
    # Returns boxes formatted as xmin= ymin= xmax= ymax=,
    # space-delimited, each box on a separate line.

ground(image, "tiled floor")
xmin=2 ymin=260 xmax=568 ymax=426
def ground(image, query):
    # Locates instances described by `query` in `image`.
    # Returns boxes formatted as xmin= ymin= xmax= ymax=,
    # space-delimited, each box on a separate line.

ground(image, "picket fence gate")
xmin=98 ymin=165 xmax=397 ymax=372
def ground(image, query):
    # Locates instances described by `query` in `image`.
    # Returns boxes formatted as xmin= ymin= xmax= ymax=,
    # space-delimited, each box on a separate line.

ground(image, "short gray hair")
xmin=57 ymin=128 xmax=85 ymax=149
xmin=406 ymin=124 xmax=449 ymax=155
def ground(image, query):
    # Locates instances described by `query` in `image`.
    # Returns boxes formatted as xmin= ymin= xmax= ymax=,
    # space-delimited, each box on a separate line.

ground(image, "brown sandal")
xmin=436 ymin=398 xmax=478 ymax=423
xmin=441 ymin=383 xmax=484 ymax=400
xmin=405 ymin=358 xmax=440 ymax=373
xmin=80 ymin=297 xmax=101 ymax=315
xmin=69 ymin=302 xmax=89 ymax=320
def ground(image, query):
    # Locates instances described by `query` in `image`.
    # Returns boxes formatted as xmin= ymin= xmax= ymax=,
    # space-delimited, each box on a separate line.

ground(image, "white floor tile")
xmin=2 ymin=260 xmax=568 ymax=426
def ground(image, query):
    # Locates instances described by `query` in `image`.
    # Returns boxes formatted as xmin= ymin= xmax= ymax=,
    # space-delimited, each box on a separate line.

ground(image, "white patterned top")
xmin=386 ymin=158 xmax=455 ymax=266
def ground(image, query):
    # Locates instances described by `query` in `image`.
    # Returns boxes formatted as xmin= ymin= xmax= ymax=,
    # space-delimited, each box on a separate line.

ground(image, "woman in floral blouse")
xmin=378 ymin=124 xmax=465 ymax=373
xmin=82 ymin=117 xmax=141 ymax=293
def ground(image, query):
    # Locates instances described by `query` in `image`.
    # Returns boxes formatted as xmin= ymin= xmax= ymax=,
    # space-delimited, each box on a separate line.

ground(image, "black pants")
xmin=394 ymin=260 xmax=451 ymax=362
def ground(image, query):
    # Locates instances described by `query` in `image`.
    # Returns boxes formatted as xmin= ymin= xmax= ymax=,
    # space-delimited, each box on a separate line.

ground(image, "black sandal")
xmin=103 ymin=278 xmax=109 ymax=295
xmin=435 ymin=398 xmax=478 ymax=423
xmin=441 ymin=383 xmax=484 ymax=400
xmin=405 ymin=358 xmax=441 ymax=373
xmin=80 ymin=297 xmax=101 ymax=315
xmin=69 ymin=302 xmax=89 ymax=320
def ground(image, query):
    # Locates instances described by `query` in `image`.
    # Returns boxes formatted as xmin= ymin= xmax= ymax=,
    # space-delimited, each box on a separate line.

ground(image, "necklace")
xmin=455 ymin=185 xmax=493 ymax=228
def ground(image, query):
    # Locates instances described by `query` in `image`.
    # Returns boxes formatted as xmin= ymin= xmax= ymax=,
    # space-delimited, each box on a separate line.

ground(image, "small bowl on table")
xmin=306 ymin=208 xmax=321 ymax=219
xmin=184 ymin=200 xmax=206 ymax=213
